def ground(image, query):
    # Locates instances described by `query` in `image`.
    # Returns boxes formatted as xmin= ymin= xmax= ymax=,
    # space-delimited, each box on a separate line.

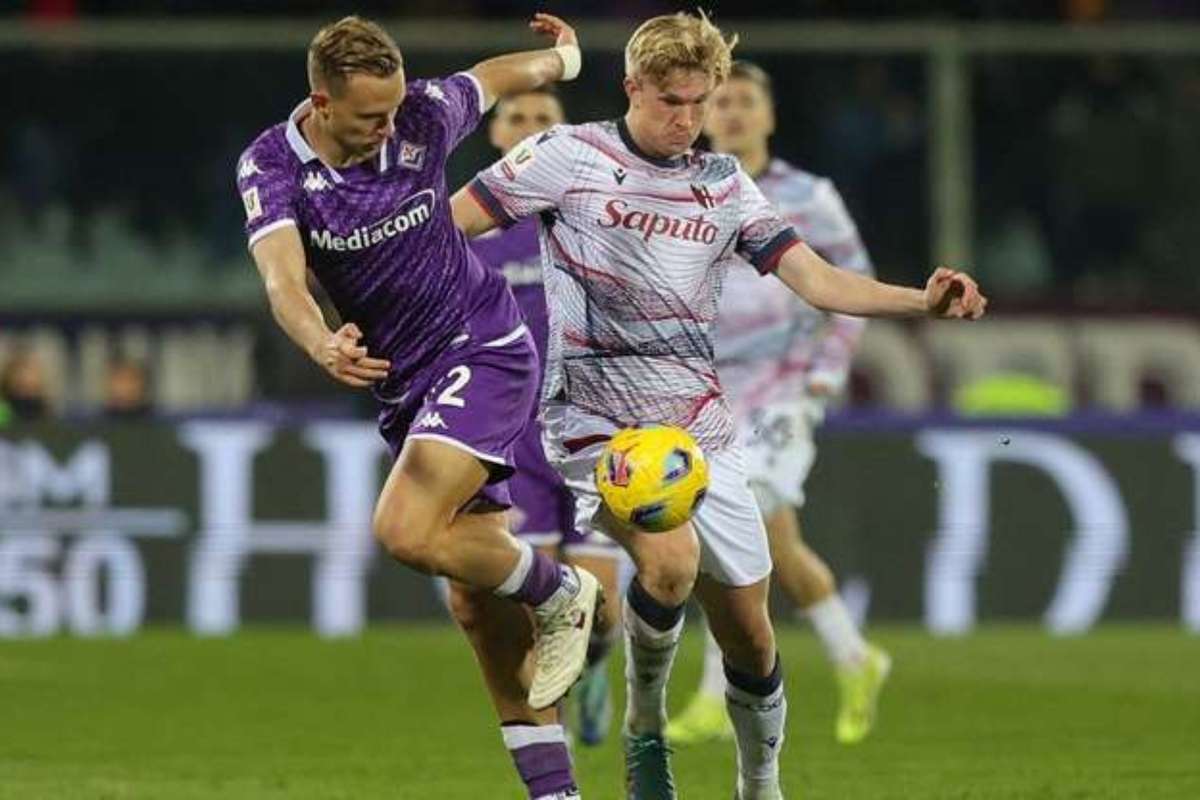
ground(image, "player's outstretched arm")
xmin=250 ymin=227 xmax=391 ymax=388
xmin=469 ymin=13 xmax=580 ymax=112
xmin=775 ymin=240 xmax=988 ymax=320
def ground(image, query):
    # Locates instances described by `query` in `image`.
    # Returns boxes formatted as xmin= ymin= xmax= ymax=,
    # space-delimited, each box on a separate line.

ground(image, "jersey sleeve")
xmin=235 ymin=143 xmax=298 ymax=249
xmin=801 ymin=179 xmax=874 ymax=387
xmin=419 ymin=72 xmax=485 ymax=150
xmin=467 ymin=127 xmax=571 ymax=228
xmin=733 ymin=170 xmax=802 ymax=275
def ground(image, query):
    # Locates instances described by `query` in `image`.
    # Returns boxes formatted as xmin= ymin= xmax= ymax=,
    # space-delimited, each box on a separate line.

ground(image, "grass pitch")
xmin=2 ymin=624 xmax=1197 ymax=799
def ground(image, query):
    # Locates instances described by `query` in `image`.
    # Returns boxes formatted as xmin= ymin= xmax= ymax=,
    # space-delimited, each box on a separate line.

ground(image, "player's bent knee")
xmin=637 ymin=557 xmax=698 ymax=607
xmin=372 ymin=506 xmax=439 ymax=573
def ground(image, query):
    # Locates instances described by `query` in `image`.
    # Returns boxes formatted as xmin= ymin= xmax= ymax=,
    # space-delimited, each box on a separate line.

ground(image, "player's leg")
xmin=689 ymin=445 xmax=788 ymax=800
xmin=442 ymin=441 xmax=586 ymax=799
xmin=663 ymin=613 xmax=733 ymax=744
xmin=693 ymin=575 xmax=785 ymax=800
xmin=561 ymin=540 xmax=623 ymax=746
xmin=446 ymin=569 xmax=579 ymax=800
xmin=763 ymin=504 xmax=891 ymax=745
xmin=374 ymin=342 xmax=600 ymax=711
xmin=598 ymin=511 xmax=697 ymax=800
xmin=542 ymin=409 xmax=699 ymax=797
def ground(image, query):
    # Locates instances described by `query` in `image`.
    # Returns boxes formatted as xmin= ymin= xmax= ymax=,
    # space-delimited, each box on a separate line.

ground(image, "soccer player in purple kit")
xmin=461 ymin=85 xmax=624 ymax=748
xmin=235 ymin=15 xmax=595 ymax=800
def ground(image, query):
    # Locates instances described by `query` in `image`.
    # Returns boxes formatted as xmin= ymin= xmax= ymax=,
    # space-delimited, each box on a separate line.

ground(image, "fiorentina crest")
xmin=399 ymin=140 xmax=426 ymax=171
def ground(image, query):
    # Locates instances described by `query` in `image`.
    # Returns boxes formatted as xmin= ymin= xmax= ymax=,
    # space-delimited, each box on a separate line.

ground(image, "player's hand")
xmin=530 ymin=12 xmax=578 ymax=49
xmin=925 ymin=267 xmax=987 ymax=320
xmin=316 ymin=322 xmax=391 ymax=389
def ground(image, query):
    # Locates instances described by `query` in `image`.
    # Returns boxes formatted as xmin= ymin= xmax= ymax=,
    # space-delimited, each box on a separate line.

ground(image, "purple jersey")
xmin=235 ymin=72 xmax=524 ymax=397
xmin=470 ymin=218 xmax=549 ymax=363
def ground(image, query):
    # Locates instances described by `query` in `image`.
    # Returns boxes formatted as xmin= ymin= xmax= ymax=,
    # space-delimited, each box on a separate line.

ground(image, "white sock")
xmin=806 ymin=594 xmax=868 ymax=668
xmin=494 ymin=539 xmax=534 ymax=597
xmin=622 ymin=594 xmax=684 ymax=735
xmin=698 ymin=621 xmax=727 ymax=699
xmin=726 ymin=678 xmax=787 ymax=791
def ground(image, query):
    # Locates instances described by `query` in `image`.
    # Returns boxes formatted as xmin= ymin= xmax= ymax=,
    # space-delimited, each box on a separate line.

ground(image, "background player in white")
xmin=667 ymin=60 xmax=891 ymax=748
xmin=239 ymin=15 xmax=599 ymax=799
xmin=454 ymin=86 xmax=624 ymax=749
xmin=453 ymin=12 xmax=986 ymax=799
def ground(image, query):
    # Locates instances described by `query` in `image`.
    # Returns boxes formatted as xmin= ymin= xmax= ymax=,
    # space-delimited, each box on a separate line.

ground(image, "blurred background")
xmin=4 ymin=4 xmax=1200 ymax=799
xmin=2 ymin=0 xmax=1199 ymax=638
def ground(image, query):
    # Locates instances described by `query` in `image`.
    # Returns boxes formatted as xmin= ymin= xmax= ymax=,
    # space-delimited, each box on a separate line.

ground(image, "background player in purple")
xmin=467 ymin=85 xmax=623 ymax=748
xmin=235 ymin=15 xmax=595 ymax=800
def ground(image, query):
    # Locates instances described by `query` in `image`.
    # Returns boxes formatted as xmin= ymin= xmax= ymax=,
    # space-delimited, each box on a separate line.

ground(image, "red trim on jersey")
xmin=752 ymin=230 xmax=803 ymax=275
xmin=563 ymin=434 xmax=611 ymax=453
xmin=468 ymin=179 xmax=518 ymax=228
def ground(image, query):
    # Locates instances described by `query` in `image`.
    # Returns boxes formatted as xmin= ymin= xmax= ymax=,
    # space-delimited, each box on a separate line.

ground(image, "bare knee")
xmin=635 ymin=539 xmax=700 ymax=607
xmin=373 ymin=503 xmax=440 ymax=574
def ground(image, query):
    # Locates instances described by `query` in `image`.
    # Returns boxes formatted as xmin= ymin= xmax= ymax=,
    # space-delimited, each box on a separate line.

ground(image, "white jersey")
xmin=714 ymin=159 xmax=873 ymax=420
xmin=470 ymin=120 xmax=800 ymax=451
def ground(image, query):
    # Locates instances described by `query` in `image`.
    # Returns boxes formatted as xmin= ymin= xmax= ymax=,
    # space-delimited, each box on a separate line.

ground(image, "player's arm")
xmin=451 ymin=188 xmax=500 ymax=238
xmin=469 ymin=13 xmax=580 ymax=113
xmin=774 ymin=241 xmax=987 ymax=320
xmin=250 ymin=227 xmax=390 ymax=388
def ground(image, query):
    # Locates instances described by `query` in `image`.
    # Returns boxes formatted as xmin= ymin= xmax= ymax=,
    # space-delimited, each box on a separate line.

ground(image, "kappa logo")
xmin=414 ymin=411 xmax=447 ymax=430
xmin=303 ymin=171 xmax=332 ymax=193
xmin=398 ymin=140 xmax=426 ymax=171
xmin=237 ymin=158 xmax=262 ymax=179
xmin=424 ymin=82 xmax=448 ymax=104
xmin=690 ymin=183 xmax=716 ymax=209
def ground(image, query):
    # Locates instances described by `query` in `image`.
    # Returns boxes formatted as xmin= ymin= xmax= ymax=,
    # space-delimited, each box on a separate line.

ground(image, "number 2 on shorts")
xmin=436 ymin=366 xmax=472 ymax=408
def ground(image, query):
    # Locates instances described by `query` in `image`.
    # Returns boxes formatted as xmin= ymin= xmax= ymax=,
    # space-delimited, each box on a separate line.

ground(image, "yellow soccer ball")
xmin=594 ymin=425 xmax=709 ymax=533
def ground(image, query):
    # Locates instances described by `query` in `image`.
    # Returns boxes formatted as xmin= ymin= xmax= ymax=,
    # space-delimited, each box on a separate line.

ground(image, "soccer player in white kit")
xmin=666 ymin=61 xmax=891 ymax=749
xmin=452 ymin=13 xmax=987 ymax=799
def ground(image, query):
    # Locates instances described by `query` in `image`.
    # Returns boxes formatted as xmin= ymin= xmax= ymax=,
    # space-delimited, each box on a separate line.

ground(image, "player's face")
xmin=705 ymin=77 xmax=774 ymax=155
xmin=625 ymin=68 xmax=716 ymax=157
xmin=313 ymin=70 xmax=406 ymax=163
xmin=489 ymin=93 xmax=565 ymax=155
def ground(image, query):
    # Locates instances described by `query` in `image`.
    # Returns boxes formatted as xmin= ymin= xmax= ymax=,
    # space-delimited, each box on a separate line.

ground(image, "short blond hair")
xmin=308 ymin=16 xmax=403 ymax=95
xmin=624 ymin=10 xmax=738 ymax=86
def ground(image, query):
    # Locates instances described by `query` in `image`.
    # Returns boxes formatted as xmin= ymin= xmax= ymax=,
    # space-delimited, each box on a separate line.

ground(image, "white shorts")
xmin=738 ymin=398 xmax=823 ymax=513
xmin=541 ymin=403 xmax=771 ymax=587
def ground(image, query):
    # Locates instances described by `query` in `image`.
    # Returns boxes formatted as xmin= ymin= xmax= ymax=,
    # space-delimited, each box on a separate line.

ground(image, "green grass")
xmin=2 ymin=625 xmax=1198 ymax=799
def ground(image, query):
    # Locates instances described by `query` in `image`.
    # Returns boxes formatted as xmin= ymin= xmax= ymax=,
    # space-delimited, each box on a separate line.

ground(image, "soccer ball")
xmin=594 ymin=425 xmax=709 ymax=533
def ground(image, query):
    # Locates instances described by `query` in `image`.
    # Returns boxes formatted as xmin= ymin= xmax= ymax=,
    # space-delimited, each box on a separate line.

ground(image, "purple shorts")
xmin=377 ymin=324 xmax=538 ymax=509
xmin=509 ymin=415 xmax=619 ymax=556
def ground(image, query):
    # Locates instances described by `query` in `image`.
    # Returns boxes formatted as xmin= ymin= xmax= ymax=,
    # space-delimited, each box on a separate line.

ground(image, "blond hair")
xmin=307 ymin=16 xmax=403 ymax=95
xmin=624 ymin=10 xmax=738 ymax=86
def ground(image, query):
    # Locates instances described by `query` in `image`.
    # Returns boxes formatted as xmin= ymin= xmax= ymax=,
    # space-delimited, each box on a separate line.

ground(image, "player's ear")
xmin=310 ymin=89 xmax=332 ymax=116
xmin=623 ymin=75 xmax=640 ymax=106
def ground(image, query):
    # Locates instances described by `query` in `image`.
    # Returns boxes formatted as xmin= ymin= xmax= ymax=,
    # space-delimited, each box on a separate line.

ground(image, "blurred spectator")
xmin=0 ymin=349 xmax=52 ymax=422
xmin=103 ymin=357 xmax=153 ymax=420
xmin=976 ymin=210 xmax=1054 ymax=297
xmin=1047 ymin=55 xmax=1165 ymax=293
